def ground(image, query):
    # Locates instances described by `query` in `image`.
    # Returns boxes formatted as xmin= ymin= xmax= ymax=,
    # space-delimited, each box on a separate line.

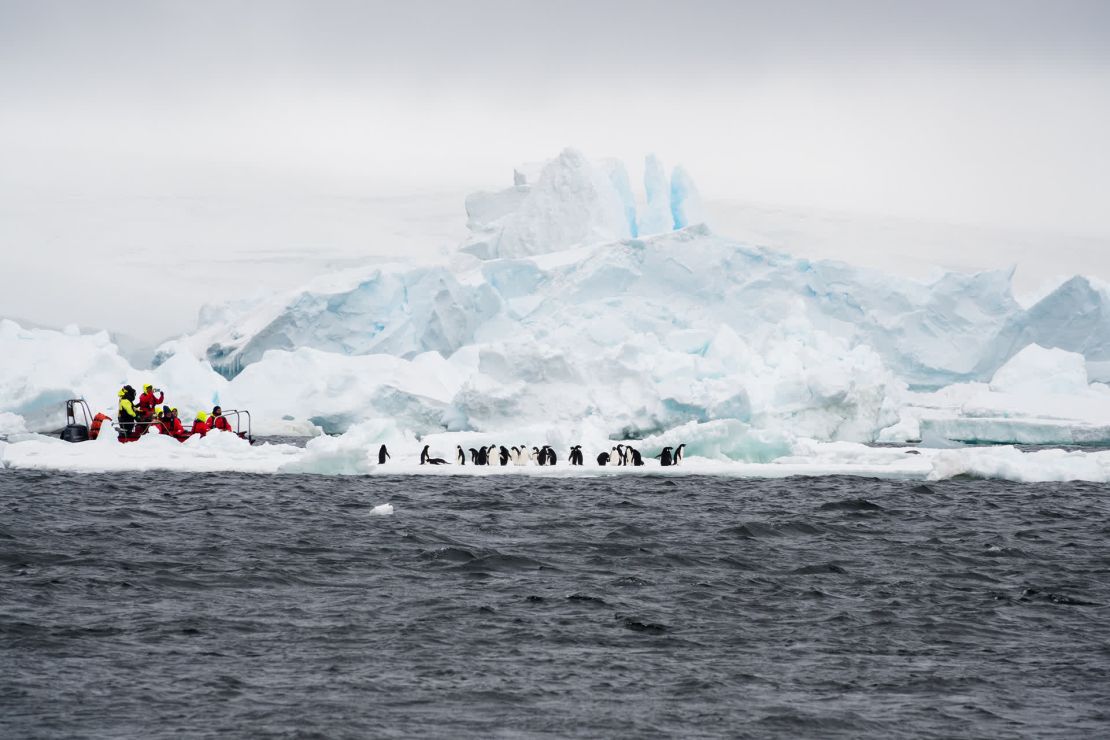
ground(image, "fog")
xmin=2 ymin=0 xmax=1108 ymax=340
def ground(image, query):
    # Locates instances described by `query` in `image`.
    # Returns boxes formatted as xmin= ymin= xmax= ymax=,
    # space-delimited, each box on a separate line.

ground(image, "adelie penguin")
xmin=475 ymin=446 xmax=489 ymax=466
xmin=629 ymin=447 xmax=644 ymax=466
xmin=655 ymin=446 xmax=674 ymax=467
xmin=543 ymin=445 xmax=557 ymax=466
xmin=378 ymin=444 xmax=390 ymax=465
xmin=597 ymin=451 xmax=610 ymax=466
xmin=468 ymin=447 xmax=480 ymax=465
xmin=456 ymin=445 xmax=466 ymax=465
xmin=420 ymin=445 xmax=448 ymax=465
xmin=568 ymin=445 xmax=583 ymax=465
xmin=674 ymin=443 xmax=686 ymax=465
xmin=499 ymin=446 xmax=511 ymax=466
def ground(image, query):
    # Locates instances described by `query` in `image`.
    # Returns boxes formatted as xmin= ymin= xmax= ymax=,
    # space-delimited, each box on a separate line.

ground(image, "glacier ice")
xmin=639 ymin=154 xmax=673 ymax=236
xmin=4 ymin=148 xmax=1110 ymax=476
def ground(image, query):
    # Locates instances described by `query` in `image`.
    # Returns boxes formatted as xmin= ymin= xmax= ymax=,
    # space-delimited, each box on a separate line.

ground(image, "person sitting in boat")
xmin=191 ymin=411 xmax=208 ymax=437
xmin=168 ymin=407 xmax=188 ymax=441
xmin=156 ymin=406 xmax=175 ymax=436
xmin=137 ymin=384 xmax=164 ymax=424
xmin=207 ymin=406 xmax=233 ymax=432
xmin=117 ymin=385 xmax=139 ymax=439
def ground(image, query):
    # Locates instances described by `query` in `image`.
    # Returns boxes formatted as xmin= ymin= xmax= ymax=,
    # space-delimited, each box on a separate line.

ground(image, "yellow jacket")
xmin=118 ymin=398 xmax=137 ymax=419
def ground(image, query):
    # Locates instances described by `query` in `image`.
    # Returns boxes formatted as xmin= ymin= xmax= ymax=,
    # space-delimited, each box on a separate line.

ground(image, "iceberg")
xmin=5 ymin=148 xmax=1109 ymax=465
xmin=879 ymin=344 xmax=1110 ymax=445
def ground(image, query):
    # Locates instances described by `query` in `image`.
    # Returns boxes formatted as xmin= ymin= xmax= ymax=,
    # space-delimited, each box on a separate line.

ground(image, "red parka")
xmin=137 ymin=389 xmax=164 ymax=416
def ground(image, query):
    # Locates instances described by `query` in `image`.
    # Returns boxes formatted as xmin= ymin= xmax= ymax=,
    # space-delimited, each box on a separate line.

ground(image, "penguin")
xmin=614 ymin=444 xmax=625 ymax=466
xmin=655 ymin=446 xmax=673 ymax=467
xmin=486 ymin=445 xmax=497 ymax=466
xmin=469 ymin=447 xmax=480 ymax=465
xmin=674 ymin=443 xmax=686 ymax=465
xmin=456 ymin=445 xmax=466 ymax=465
xmin=630 ymin=447 xmax=644 ymax=466
xmin=499 ymin=446 xmax=511 ymax=466
xmin=511 ymin=446 xmax=527 ymax=466
xmin=569 ymin=445 xmax=583 ymax=465
xmin=597 ymin=452 xmax=610 ymax=466
xmin=544 ymin=446 xmax=557 ymax=466
xmin=378 ymin=444 xmax=390 ymax=464
xmin=476 ymin=446 xmax=488 ymax=466
xmin=420 ymin=445 xmax=448 ymax=465
xmin=531 ymin=446 xmax=542 ymax=465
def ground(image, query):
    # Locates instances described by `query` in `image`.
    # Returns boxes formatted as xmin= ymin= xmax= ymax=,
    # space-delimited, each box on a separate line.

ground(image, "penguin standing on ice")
xmin=674 ymin=443 xmax=686 ymax=465
xmin=456 ymin=445 xmax=466 ymax=465
xmin=378 ymin=445 xmax=390 ymax=464
xmin=421 ymin=445 xmax=448 ymax=465
xmin=486 ymin=445 xmax=497 ymax=466
xmin=476 ymin=446 xmax=489 ymax=465
xmin=544 ymin=446 xmax=558 ymax=466
xmin=531 ymin=446 xmax=542 ymax=465
xmin=655 ymin=446 xmax=673 ymax=467
xmin=597 ymin=451 xmax=610 ymax=466
xmin=568 ymin=445 xmax=583 ymax=465
xmin=499 ymin=446 xmax=511 ymax=466
xmin=630 ymin=447 xmax=644 ymax=466
xmin=613 ymin=445 xmax=625 ymax=466
xmin=469 ymin=448 xmax=480 ymax=465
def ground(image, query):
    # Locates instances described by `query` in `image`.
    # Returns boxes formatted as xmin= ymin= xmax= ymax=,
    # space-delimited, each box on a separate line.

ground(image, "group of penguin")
xmin=379 ymin=443 xmax=686 ymax=467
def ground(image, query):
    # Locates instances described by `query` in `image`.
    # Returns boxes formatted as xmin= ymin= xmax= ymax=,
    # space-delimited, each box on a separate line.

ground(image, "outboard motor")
xmin=60 ymin=399 xmax=92 ymax=443
xmin=61 ymin=424 xmax=89 ymax=443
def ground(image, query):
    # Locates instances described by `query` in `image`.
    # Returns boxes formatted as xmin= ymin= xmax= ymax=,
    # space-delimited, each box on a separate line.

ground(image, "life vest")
xmin=90 ymin=413 xmax=110 ymax=440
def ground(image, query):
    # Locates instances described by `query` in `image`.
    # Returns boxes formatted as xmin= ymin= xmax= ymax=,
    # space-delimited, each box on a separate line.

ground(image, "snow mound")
xmin=988 ymin=343 xmax=1090 ymax=394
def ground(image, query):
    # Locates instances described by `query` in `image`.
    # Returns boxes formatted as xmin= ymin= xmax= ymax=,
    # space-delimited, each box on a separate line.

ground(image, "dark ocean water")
xmin=2 ymin=471 xmax=1109 ymax=739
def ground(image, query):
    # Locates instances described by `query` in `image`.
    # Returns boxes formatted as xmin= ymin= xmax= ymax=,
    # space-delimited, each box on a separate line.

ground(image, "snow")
xmin=4 ymin=148 xmax=1110 ymax=479
xmin=6 ymin=429 xmax=1110 ymax=484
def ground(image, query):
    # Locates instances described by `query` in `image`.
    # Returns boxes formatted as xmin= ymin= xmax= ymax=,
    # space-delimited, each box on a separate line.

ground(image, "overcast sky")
xmin=2 ymin=0 xmax=1109 ymax=339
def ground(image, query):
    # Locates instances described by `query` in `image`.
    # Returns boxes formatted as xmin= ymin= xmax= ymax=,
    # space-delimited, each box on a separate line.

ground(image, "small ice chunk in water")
xmin=370 ymin=503 xmax=394 ymax=517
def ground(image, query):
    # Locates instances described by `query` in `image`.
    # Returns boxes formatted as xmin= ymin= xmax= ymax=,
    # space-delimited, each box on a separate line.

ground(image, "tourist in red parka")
xmin=191 ymin=412 xmax=209 ymax=437
xmin=167 ymin=408 xmax=188 ymax=441
xmin=207 ymin=406 xmax=233 ymax=432
xmin=137 ymin=384 xmax=164 ymax=420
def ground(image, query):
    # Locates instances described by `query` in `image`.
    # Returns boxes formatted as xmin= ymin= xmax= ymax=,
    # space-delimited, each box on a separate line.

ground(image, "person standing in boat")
xmin=117 ymin=385 xmax=139 ymax=440
xmin=136 ymin=384 xmax=164 ymax=426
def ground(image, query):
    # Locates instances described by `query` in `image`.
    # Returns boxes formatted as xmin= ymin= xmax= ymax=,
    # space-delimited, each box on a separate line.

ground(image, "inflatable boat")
xmin=60 ymin=399 xmax=254 ymax=444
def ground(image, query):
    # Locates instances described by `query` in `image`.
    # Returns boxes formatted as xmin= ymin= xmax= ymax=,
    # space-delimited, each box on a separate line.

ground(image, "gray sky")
xmin=2 ymin=0 xmax=1109 ymax=340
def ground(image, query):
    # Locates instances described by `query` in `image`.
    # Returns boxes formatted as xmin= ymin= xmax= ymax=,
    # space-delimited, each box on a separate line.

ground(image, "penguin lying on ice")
xmin=420 ymin=445 xmax=448 ymax=465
